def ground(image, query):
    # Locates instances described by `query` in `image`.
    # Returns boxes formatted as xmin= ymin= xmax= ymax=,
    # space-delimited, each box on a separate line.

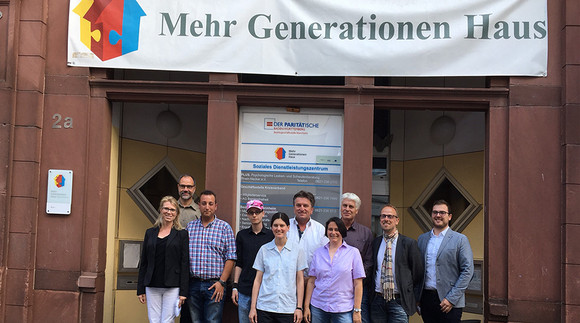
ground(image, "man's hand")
xmin=178 ymin=296 xmax=187 ymax=307
xmin=232 ymin=288 xmax=239 ymax=305
xmin=293 ymin=308 xmax=303 ymax=323
xmin=439 ymin=298 xmax=453 ymax=313
xmin=353 ymin=311 xmax=362 ymax=323
xmin=249 ymin=308 xmax=258 ymax=323
xmin=209 ymin=281 xmax=225 ymax=303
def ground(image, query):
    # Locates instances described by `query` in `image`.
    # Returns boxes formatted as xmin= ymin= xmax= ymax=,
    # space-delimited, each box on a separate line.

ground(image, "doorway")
xmin=104 ymin=102 xmax=208 ymax=322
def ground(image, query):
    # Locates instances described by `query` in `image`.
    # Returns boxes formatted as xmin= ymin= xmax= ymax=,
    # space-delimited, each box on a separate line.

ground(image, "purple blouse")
xmin=308 ymin=242 xmax=366 ymax=313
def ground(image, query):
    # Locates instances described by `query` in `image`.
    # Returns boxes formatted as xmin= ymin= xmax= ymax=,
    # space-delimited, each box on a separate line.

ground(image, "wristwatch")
xmin=353 ymin=308 xmax=362 ymax=313
xmin=296 ymin=307 xmax=303 ymax=311
xmin=218 ymin=279 xmax=227 ymax=287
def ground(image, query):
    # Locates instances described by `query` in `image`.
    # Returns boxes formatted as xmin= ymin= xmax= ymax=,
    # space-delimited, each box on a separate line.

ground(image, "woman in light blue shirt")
xmin=249 ymin=212 xmax=307 ymax=323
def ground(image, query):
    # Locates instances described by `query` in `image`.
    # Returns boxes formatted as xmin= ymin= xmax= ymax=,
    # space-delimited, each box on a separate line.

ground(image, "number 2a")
xmin=52 ymin=113 xmax=73 ymax=129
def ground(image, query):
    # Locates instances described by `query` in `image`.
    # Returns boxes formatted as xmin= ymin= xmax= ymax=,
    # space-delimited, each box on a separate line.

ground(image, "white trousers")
xmin=145 ymin=287 xmax=180 ymax=323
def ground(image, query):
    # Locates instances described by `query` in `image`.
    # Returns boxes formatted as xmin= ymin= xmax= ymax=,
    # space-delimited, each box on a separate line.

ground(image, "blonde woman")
xmin=138 ymin=196 xmax=189 ymax=323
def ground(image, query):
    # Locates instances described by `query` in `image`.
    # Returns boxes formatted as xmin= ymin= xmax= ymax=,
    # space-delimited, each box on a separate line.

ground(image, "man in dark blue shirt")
xmin=232 ymin=200 xmax=274 ymax=323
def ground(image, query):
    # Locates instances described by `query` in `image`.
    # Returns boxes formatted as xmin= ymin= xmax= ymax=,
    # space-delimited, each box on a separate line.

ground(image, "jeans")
xmin=370 ymin=294 xmax=408 ymax=323
xmin=360 ymin=286 xmax=371 ymax=323
xmin=145 ymin=287 xmax=180 ymax=323
xmin=310 ymin=305 xmax=353 ymax=323
xmin=188 ymin=279 xmax=225 ymax=323
xmin=237 ymin=292 xmax=252 ymax=323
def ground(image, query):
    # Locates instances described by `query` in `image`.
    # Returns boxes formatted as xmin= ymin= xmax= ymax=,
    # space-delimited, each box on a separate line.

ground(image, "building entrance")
xmin=103 ymin=102 xmax=208 ymax=322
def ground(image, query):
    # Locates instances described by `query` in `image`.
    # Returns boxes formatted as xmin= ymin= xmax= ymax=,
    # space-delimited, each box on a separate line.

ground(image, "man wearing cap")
xmin=232 ymin=200 xmax=274 ymax=323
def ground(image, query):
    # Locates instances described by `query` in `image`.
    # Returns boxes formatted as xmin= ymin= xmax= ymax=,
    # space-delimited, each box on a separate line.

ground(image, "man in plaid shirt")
xmin=186 ymin=190 xmax=236 ymax=323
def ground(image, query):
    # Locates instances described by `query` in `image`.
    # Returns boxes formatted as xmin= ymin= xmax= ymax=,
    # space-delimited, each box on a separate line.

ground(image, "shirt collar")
xmin=431 ymin=226 xmax=450 ymax=238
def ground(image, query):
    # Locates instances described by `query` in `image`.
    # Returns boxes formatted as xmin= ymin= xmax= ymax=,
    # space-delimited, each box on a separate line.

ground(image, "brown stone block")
xmin=45 ymin=75 xmax=90 ymax=96
xmin=10 ymin=197 xmax=37 ymax=233
xmin=18 ymin=21 xmax=47 ymax=57
xmin=4 ymin=305 xmax=28 ymax=323
xmin=564 ymin=304 xmax=580 ymax=323
xmin=32 ymin=290 xmax=79 ymax=323
xmin=565 ymin=105 xmax=580 ymax=144
xmin=566 ymin=185 xmax=580 ymax=224
xmin=567 ymin=145 xmax=580 ymax=183
xmin=0 ymin=123 xmax=11 ymax=189
xmin=509 ymin=84 xmax=561 ymax=107
xmin=13 ymin=126 xmax=41 ymax=162
xmin=16 ymin=56 xmax=46 ymax=92
xmin=507 ymin=299 xmax=560 ymax=322
xmin=565 ymin=66 xmax=580 ymax=104
xmin=0 ymin=89 xmax=14 ymax=123
xmin=566 ymin=27 xmax=580 ymax=65
xmin=80 ymin=291 xmax=104 ymax=323
xmin=7 ymin=233 xmax=32 ymax=269
xmin=566 ymin=225 xmax=580 ymax=263
xmin=11 ymin=161 xmax=39 ymax=198
xmin=564 ymin=264 xmax=580 ymax=305
xmin=5 ymin=269 xmax=30 ymax=305
xmin=566 ymin=0 xmax=580 ymax=25
xmin=15 ymin=91 xmax=44 ymax=127
xmin=34 ymin=269 xmax=80 ymax=292
xmin=20 ymin=0 xmax=47 ymax=21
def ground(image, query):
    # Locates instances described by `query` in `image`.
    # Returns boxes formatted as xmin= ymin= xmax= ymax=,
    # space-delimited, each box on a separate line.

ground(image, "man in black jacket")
xmin=370 ymin=204 xmax=424 ymax=323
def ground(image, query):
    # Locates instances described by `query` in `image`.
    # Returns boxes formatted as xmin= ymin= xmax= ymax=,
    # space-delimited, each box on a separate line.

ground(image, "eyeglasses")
xmin=432 ymin=211 xmax=449 ymax=216
xmin=380 ymin=214 xmax=398 ymax=219
xmin=179 ymin=184 xmax=195 ymax=189
xmin=247 ymin=210 xmax=263 ymax=215
xmin=162 ymin=207 xmax=177 ymax=213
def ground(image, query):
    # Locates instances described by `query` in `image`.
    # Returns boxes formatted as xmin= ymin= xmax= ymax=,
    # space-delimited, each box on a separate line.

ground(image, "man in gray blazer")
xmin=370 ymin=204 xmax=424 ymax=323
xmin=418 ymin=200 xmax=474 ymax=323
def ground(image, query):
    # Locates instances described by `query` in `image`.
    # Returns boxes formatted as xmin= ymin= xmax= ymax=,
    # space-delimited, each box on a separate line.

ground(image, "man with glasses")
xmin=417 ymin=200 xmax=474 ymax=323
xmin=231 ymin=200 xmax=274 ymax=323
xmin=370 ymin=204 xmax=423 ymax=323
xmin=177 ymin=174 xmax=201 ymax=229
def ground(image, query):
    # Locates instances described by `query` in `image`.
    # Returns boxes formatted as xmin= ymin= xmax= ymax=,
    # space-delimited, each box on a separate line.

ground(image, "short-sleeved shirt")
xmin=235 ymin=226 xmax=274 ymax=295
xmin=287 ymin=217 xmax=329 ymax=275
xmin=253 ymin=239 xmax=307 ymax=314
xmin=187 ymin=216 xmax=236 ymax=279
xmin=308 ymin=242 xmax=366 ymax=313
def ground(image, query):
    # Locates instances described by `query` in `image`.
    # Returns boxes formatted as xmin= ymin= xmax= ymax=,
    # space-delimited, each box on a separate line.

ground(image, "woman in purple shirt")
xmin=304 ymin=217 xmax=365 ymax=323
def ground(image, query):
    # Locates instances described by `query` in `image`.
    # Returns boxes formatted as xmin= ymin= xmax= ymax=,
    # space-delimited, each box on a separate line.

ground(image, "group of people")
xmin=137 ymin=174 xmax=474 ymax=323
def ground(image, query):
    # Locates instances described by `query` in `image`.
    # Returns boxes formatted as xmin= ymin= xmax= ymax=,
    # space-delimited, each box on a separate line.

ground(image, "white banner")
xmin=68 ymin=0 xmax=547 ymax=76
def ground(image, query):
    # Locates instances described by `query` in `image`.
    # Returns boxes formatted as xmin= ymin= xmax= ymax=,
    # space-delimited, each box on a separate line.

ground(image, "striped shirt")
xmin=187 ymin=216 xmax=236 ymax=279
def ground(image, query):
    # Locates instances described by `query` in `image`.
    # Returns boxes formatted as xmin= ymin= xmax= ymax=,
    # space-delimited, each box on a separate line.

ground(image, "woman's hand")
xmin=249 ymin=307 xmax=258 ymax=323
xmin=294 ymin=308 xmax=303 ymax=323
xmin=138 ymin=294 xmax=146 ymax=304
xmin=232 ymin=288 xmax=239 ymax=305
xmin=178 ymin=296 xmax=187 ymax=308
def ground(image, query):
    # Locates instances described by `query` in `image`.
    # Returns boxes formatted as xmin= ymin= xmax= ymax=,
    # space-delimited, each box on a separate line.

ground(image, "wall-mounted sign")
xmin=67 ymin=0 xmax=547 ymax=76
xmin=237 ymin=107 xmax=343 ymax=230
xmin=46 ymin=169 xmax=73 ymax=214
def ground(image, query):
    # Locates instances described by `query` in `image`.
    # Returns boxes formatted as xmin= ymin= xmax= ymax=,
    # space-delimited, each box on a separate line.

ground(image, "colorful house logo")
xmin=54 ymin=174 xmax=66 ymax=188
xmin=73 ymin=0 xmax=146 ymax=61
xmin=275 ymin=147 xmax=286 ymax=160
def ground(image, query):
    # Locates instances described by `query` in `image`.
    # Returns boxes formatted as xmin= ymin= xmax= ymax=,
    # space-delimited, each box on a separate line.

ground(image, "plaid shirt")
xmin=187 ymin=216 xmax=237 ymax=279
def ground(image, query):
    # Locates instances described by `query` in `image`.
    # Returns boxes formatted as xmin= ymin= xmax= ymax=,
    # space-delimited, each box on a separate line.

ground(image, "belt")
xmin=375 ymin=292 xmax=401 ymax=299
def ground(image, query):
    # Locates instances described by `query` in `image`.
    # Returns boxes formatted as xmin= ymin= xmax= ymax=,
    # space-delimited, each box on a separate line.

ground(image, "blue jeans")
xmin=188 ymin=279 xmax=225 ymax=323
xmin=360 ymin=286 xmax=371 ymax=323
xmin=237 ymin=293 xmax=251 ymax=323
xmin=370 ymin=294 xmax=408 ymax=323
xmin=311 ymin=305 xmax=353 ymax=323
